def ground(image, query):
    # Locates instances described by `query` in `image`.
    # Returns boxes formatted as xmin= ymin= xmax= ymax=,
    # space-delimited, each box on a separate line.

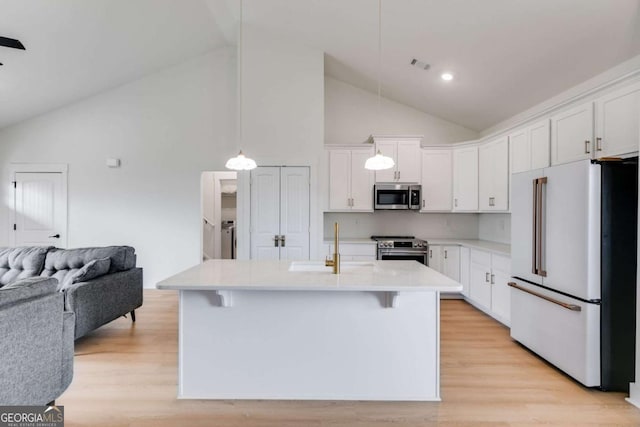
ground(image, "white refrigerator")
xmin=510 ymin=158 xmax=637 ymax=391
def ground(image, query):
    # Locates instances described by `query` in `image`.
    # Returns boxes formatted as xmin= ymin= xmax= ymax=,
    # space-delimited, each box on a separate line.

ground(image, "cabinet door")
xmin=470 ymin=252 xmax=492 ymax=312
xmin=421 ymin=150 xmax=452 ymax=211
xmin=350 ymin=149 xmax=374 ymax=211
xmin=453 ymin=146 xmax=478 ymax=211
xmin=396 ymin=141 xmax=421 ymax=183
xmin=328 ymin=150 xmax=351 ymax=211
xmin=428 ymin=245 xmax=442 ymax=272
xmin=374 ymin=141 xmax=397 ymax=182
xmin=595 ymin=82 xmax=640 ymax=158
xmin=490 ymin=254 xmax=511 ymax=326
xmin=442 ymin=246 xmax=460 ymax=282
xmin=529 ymin=119 xmax=550 ymax=170
xmin=279 ymin=167 xmax=310 ymax=261
xmin=459 ymin=247 xmax=470 ymax=297
xmin=551 ymin=101 xmax=594 ymax=165
xmin=250 ymin=167 xmax=281 ymax=260
xmin=509 ymin=128 xmax=529 ymax=174
xmin=478 ymin=143 xmax=493 ymax=210
xmin=491 ymin=137 xmax=509 ymax=211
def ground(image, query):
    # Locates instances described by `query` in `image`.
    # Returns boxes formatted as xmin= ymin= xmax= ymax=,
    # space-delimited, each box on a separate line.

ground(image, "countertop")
xmin=156 ymin=259 xmax=462 ymax=292
xmin=322 ymin=238 xmax=511 ymax=256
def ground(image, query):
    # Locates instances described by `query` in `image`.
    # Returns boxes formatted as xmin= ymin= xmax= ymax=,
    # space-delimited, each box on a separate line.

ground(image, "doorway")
xmin=200 ymin=171 xmax=237 ymax=261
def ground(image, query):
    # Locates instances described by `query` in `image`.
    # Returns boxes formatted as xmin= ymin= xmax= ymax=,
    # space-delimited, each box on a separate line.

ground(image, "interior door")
xmin=14 ymin=172 xmax=66 ymax=247
xmin=279 ymin=167 xmax=310 ymax=261
xmin=250 ymin=167 xmax=281 ymax=260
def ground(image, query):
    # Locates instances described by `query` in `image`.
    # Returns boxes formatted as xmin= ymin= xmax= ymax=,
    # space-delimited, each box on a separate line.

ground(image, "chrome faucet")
xmin=325 ymin=222 xmax=340 ymax=274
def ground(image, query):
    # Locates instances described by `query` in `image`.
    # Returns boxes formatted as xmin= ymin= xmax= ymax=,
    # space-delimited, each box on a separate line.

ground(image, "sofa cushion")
xmin=41 ymin=246 xmax=136 ymax=286
xmin=0 ymin=277 xmax=58 ymax=309
xmin=0 ymin=247 xmax=51 ymax=286
xmin=70 ymin=257 xmax=111 ymax=285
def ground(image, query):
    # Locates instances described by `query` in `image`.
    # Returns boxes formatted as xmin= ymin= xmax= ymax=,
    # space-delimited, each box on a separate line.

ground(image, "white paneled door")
xmin=14 ymin=172 xmax=67 ymax=247
xmin=250 ymin=167 xmax=309 ymax=261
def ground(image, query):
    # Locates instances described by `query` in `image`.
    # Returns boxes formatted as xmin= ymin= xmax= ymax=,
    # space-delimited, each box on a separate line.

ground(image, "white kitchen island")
xmin=156 ymin=259 xmax=461 ymax=401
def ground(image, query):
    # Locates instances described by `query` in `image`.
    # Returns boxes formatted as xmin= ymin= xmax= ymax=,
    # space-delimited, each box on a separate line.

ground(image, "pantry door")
xmin=11 ymin=164 xmax=68 ymax=248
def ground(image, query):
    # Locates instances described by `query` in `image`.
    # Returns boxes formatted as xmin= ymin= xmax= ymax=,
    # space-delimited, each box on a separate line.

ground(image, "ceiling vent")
xmin=410 ymin=58 xmax=430 ymax=70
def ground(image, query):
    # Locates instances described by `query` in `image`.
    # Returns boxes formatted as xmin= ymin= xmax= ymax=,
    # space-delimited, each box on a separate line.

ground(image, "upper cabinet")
xmin=452 ymin=146 xmax=478 ymax=211
xmin=479 ymin=137 xmax=509 ymax=211
xmin=327 ymin=147 xmax=374 ymax=212
xmin=595 ymin=81 xmax=640 ymax=158
xmin=510 ymin=119 xmax=550 ymax=174
xmin=551 ymin=101 xmax=594 ymax=165
xmin=373 ymin=137 xmax=421 ymax=183
xmin=420 ymin=149 xmax=452 ymax=212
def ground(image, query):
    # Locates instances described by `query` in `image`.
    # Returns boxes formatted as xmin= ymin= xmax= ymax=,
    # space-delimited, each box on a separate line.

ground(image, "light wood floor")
xmin=60 ymin=290 xmax=640 ymax=426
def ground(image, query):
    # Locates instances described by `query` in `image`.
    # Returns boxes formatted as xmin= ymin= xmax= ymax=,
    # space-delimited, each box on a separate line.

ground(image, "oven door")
xmin=374 ymin=185 xmax=409 ymax=210
xmin=377 ymin=249 xmax=428 ymax=265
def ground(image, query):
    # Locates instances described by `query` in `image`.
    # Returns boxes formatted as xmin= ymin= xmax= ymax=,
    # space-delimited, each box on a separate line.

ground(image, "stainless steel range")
xmin=371 ymin=235 xmax=429 ymax=265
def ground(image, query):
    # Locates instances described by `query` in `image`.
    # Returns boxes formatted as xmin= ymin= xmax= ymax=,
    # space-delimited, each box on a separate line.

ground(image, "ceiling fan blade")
xmin=0 ymin=36 xmax=25 ymax=50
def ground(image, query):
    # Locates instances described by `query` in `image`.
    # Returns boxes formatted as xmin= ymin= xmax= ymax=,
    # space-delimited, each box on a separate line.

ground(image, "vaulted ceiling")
xmin=2 ymin=0 xmax=640 ymax=132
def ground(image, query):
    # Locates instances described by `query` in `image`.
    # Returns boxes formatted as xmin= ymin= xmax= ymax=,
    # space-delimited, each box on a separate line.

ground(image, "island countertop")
xmin=156 ymin=259 xmax=462 ymax=292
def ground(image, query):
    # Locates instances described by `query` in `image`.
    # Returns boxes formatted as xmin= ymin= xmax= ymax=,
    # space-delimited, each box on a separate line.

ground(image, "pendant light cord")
xmin=238 ymin=0 xmax=243 ymax=149
xmin=377 ymin=0 xmax=381 ymax=132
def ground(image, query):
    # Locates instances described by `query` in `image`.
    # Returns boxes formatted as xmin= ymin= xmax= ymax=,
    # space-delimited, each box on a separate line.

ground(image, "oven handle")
xmin=377 ymin=250 xmax=429 ymax=258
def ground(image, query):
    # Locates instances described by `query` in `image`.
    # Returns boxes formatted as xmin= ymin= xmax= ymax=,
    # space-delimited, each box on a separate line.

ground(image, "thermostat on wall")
xmin=106 ymin=158 xmax=121 ymax=168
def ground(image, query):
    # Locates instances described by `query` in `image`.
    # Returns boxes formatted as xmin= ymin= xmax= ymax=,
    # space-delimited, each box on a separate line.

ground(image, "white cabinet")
xmin=452 ymin=146 xmax=478 ymax=211
xmin=428 ymin=245 xmax=460 ymax=281
xmin=325 ymin=242 xmax=376 ymax=261
xmin=468 ymin=249 xmax=511 ymax=326
xmin=420 ymin=149 xmax=452 ymax=211
xmin=551 ymin=101 xmax=594 ymax=165
xmin=373 ymin=137 xmax=421 ymax=183
xmin=478 ymin=137 xmax=509 ymax=211
xmin=510 ymin=120 xmax=550 ymax=174
xmin=459 ymin=247 xmax=470 ymax=297
xmin=250 ymin=167 xmax=310 ymax=261
xmin=595 ymin=81 xmax=640 ymax=158
xmin=427 ymin=245 xmax=442 ymax=272
xmin=328 ymin=148 xmax=374 ymax=211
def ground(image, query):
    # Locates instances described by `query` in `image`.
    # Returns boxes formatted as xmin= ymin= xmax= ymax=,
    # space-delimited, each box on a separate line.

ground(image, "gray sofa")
xmin=0 ymin=246 xmax=143 ymax=339
xmin=0 ymin=277 xmax=75 ymax=405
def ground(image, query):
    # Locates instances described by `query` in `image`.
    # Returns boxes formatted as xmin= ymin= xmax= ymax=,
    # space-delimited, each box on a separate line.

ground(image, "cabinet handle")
xmin=273 ymin=235 xmax=280 ymax=247
xmin=596 ymin=137 xmax=602 ymax=152
xmin=485 ymin=272 xmax=490 ymax=283
xmin=398 ymin=171 xmax=401 ymax=180
xmin=584 ymin=140 xmax=590 ymax=154
xmin=454 ymin=198 xmax=458 ymax=208
xmin=429 ymin=250 xmax=432 ymax=258
xmin=351 ymin=198 xmax=354 ymax=207
xmin=491 ymin=274 xmax=495 ymax=284
xmin=444 ymin=250 xmax=448 ymax=259
xmin=280 ymin=235 xmax=286 ymax=247
xmin=422 ymin=199 xmax=425 ymax=208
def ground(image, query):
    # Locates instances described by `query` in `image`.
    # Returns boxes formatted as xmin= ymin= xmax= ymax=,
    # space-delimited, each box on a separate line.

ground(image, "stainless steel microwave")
xmin=374 ymin=184 xmax=421 ymax=210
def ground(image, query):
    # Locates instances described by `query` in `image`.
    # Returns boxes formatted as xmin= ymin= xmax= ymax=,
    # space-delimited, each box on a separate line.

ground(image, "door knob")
xmin=48 ymin=234 xmax=60 ymax=239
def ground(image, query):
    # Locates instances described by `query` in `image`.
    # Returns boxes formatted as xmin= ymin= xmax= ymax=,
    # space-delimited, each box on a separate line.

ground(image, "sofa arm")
xmin=61 ymin=311 xmax=75 ymax=391
xmin=63 ymin=268 xmax=143 ymax=339
xmin=0 ymin=292 xmax=65 ymax=405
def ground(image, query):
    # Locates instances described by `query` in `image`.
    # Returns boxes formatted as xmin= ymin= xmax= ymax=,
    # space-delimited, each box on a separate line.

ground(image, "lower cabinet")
xmin=468 ymin=249 xmax=511 ymax=326
xmin=429 ymin=245 xmax=462 ymax=299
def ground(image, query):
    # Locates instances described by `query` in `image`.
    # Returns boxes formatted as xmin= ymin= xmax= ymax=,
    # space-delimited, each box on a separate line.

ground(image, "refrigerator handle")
xmin=537 ymin=177 xmax=548 ymax=277
xmin=508 ymin=282 xmax=580 ymax=311
xmin=532 ymin=178 xmax=538 ymax=275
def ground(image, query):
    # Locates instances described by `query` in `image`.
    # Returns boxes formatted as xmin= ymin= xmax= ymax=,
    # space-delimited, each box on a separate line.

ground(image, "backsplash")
xmin=323 ymin=212 xmax=479 ymax=240
xmin=478 ymin=213 xmax=511 ymax=244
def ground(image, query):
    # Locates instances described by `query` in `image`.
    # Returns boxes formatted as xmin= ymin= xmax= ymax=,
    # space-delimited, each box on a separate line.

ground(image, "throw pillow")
xmin=70 ymin=257 xmax=111 ymax=284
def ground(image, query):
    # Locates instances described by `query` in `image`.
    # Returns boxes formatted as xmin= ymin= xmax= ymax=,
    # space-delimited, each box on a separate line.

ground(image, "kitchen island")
xmin=156 ymin=259 xmax=461 ymax=401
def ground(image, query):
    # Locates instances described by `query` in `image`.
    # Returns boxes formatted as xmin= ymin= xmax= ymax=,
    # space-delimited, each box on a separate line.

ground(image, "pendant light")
xmin=226 ymin=0 xmax=257 ymax=171
xmin=365 ymin=0 xmax=394 ymax=171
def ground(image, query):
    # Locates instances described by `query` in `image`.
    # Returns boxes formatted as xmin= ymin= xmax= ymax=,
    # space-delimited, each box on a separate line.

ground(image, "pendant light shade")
xmin=226 ymin=0 xmax=256 ymax=171
xmin=365 ymin=0 xmax=394 ymax=171
xmin=225 ymin=150 xmax=257 ymax=170
xmin=365 ymin=149 xmax=395 ymax=171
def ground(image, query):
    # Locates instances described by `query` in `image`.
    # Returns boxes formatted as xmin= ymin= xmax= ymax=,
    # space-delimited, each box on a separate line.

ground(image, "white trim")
xmin=8 ymin=163 xmax=69 ymax=248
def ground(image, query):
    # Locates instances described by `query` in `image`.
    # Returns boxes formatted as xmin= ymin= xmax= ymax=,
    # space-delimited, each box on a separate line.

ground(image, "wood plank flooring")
xmin=59 ymin=290 xmax=640 ymax=426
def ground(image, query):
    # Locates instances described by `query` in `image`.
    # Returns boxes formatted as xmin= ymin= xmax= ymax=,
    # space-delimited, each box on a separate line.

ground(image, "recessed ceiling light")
xmin=441 ymin=72 xmax=454 ymax=81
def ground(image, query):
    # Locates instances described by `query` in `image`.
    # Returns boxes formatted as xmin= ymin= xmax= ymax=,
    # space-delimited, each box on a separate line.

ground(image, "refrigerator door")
xmin=510 ymin=279 xmax=600 ymax=387
xmin=511 ymin=168 xmax=545 ymax=285
xmin=542 ymin=160 xmax=601 ymax=301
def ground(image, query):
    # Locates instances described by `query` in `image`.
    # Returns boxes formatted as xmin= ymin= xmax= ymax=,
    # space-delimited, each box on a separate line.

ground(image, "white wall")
xmin=323 ymin=212 xmax=478 ymax=240
xmin=325 ymin=77 xmax=478 ymax=145
xmin=0 ymin=48 xmax=237 ymax=288
xmin=236 ymin=25 xmax=325 ymax=259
